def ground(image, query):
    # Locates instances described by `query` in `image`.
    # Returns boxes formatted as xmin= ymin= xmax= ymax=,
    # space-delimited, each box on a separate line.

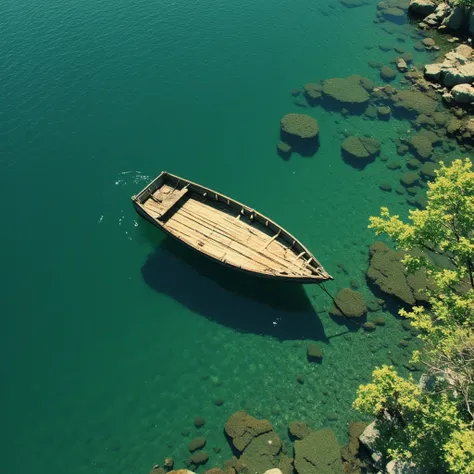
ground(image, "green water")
xmin=0 ymin=0 xmax=460 ymax=473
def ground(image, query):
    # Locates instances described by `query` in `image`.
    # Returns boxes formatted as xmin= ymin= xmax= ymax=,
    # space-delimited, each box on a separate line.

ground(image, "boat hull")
xmin=132 ymin=172 xmax=332 ymax=284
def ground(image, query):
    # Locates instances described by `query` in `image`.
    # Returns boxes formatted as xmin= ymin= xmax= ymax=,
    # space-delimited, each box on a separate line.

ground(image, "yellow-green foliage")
xmin=354 ymin=159 xmax=474 ymax=473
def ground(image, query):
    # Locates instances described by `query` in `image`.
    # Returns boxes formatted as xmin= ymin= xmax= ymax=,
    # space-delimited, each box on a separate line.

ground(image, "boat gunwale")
xmin=132 ymin=171 xmax=333 ymax=282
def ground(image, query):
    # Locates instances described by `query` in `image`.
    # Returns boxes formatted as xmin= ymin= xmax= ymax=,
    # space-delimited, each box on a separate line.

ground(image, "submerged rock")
xmin=341 ymin=136 xmax=380 ymax=167
xmin=288 ymin=421 xmax=312 ymax=440
xmin=294 ymin=428 xmax=343 ymax=474
xmin=408 ymin=0 xmax=436 ymax=17
xmin=188 ymin=452 xmax=209 ymax=467
xmin=330 ymin=288 xmax=367 ymax=318
xmin=321 ymin=76 xmax=370 ymax=112
xmin=277 ymin=141 xmax=292 ymax=159
xmin=189 ymin=437 xmax=207 ymax=452
xmin=367 ymin=242 xmax=433 ymax=305
xmin=380 ymin=66 xmax=397 ymax=82
xmin=280 ymin=113 xmax=319 ymax=156
xmin=280 ymin=114 xmax=319 ymax=140
xmin=304 ymin=83 xmax=323 ymax=105
xmin=224 ymin=411 xmax=272 ymax=452
xmin=236 ymin=431 xmax=282 ymax=474
xmin=307 ymin=343 xmax=323 ymax=362
xmin=409 ymin=134 xmax=433 ymax=160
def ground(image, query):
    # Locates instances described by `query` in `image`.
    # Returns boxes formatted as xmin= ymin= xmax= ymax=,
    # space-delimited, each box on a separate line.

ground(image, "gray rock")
xmin=386 ymin=460 xmax=421 ymax=474
xmin=451 ymin=83 xmax=474 ymax=104
xmin=424 ymin=63 xmax=441 ymax=81
xmin=408 ymin=0 xmax=436 ymax=17
xmin=443 ymin=62 xmax=474 ymax=86
xmin=441 ymin=5 xmax=467 ymax=30
xmin=433 ymin=2 xmax=450 ymax=21
xmin=359 ymin=421 xmax=379 ymax=450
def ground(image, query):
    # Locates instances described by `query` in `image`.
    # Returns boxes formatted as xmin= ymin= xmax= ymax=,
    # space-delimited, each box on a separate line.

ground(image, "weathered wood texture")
xmin=133 ymin=173 xmax=332 ymax=283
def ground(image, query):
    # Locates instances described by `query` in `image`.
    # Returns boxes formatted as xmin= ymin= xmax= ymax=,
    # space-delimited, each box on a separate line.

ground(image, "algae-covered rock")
xmin=189 ymin=437 xmax=207 ymax=452
xmin=391 ymin=90 xmax=438 ymax=116
xmin=294 ymin=428 xmax=343 ymax=474
xmin=386 ymin=159 xmax=402 ymax=170
xmin=280 ymin=114 xmax=319 ymax=156
xmin=304 ymin=83 xmax=323 ymax=105
xmin=383 ymin=6 xmax=406 ymax=23
xmin=322 ymin=76 xmax=370 ymax=111
xmin=237 ymin=431 xmax=282 ymax=474
xmin=409 ymin=134 xmax=433 ymax=160
xmin=307 ymin=344 xmax=323 ymax=362
xmin=277 ymin=142 xmax=292 ymax=159
xmin=280 ymin=114 xmax=319 ymax=140
xmin=363 ymin=322 xmax=376 ymax=331
xmin=224 ymin=411 xmax=272 ymax=452
xmin=341 ymin=136 xmax=380 ymax=167
xmin=367 ymin=242 xmax=433 ymax=305
xmin=407 ymin=158 xmax=421 ymax=169
xmin=188 ymin=452 xmax=209 ymax=467
xmin=288 ymin=421 xmax=312 ymax=440
xmin=400 ymin=172 xmax=420 ymax=187
xmin=329 ymin=288 xmax=367 ymax=318
xmin=278 ymin=455 xmax=294 ymax=474
xmin=380 ymin=66 xmax=397 ymax=82
xmin=420 ymin=161 xmax=439 ymax=178
xmin=377 ymin=106 xmax=391 ymax=120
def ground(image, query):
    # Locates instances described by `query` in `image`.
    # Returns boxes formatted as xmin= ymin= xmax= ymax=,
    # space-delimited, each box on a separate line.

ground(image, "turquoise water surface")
xmin=0 ymin=0 xmax=459 ymax=473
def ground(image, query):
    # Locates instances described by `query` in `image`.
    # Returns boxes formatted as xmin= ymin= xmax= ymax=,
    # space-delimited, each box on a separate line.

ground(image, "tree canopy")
xmin=354 ymin=159 xmax=474 ymax=473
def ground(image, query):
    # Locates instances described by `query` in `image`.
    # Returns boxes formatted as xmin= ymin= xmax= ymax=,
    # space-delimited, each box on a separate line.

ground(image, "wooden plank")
xmin=169 ymin=207 xmax=311 ymax=276
xmin=180 ymin=201 xmax=307 ymax=269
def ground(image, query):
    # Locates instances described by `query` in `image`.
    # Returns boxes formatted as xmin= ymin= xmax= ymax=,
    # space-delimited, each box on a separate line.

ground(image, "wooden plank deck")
xmin=162 ymin=197 xmax=314 ymax=277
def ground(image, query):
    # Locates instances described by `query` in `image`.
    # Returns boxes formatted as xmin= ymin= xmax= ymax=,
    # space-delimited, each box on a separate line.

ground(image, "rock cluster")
xmin=409 ymin=0 xmax=474 ymax=36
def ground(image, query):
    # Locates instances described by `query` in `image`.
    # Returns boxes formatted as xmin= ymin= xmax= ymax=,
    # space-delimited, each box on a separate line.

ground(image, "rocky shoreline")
xmin=149 ymin=411 xmax=375 ymax=474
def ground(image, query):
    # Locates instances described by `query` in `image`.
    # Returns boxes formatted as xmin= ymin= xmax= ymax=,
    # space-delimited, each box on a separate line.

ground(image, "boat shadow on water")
xmin=141 ymin=237 xmax=328 ymax=342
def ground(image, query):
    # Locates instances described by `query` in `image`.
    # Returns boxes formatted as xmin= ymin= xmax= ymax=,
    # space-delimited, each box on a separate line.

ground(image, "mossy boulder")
xmin=407 ymin=158 xmax=421 ymax=169
xmin=280 ymin=114 xmax=319 ymax=140
xmin=342 ymin=136 xmax=380 ymax=167
xmin=386 ymin=159 xmax=402 ymax=170
xmin=391 ymin=90 xmax=438 ymax=117
xmin=189 ymin=437 xmax=207 ymax=452
xmin=307 ymin=343 xmax=323 ymax=362
xmin=304 ymin=83 xmax=323 ymax=105
xmin=280 ymin=114 xmax=319 ymax=156
xmin=277 ymin=141 xmax=292 ymax=159
xmin=321 ymin=76 xmax=371 ymax=112
xmin=380 ymin=182 xmax=392 ymax=192
xmin=377 ymin=106 xmax=391 ymax=120
xmin=188 ymin=452 xmax=209 ymax=467
xmin=366 ymin=242 xmax=433 ymax=305
xmin=224 ymin=411 xmax=272 ymax=452
xmin=294 ymin=428 xmax=343 ymax=474
xmin=236 ymin=431 xmax=282 ymax=474
xmin=420 ymin=161 xmax=439 ymax=179
xmin=330 ymin=288 xmax=367 ymax=318
xmin=363 ymin=322 xmax=376 ymax=331
xmin=400 ymin=172 xmax=420 ymax=187
xmin=409 ymin=135 xmax=432 ymax=160
xmin=288 ymin=421 xmax=312 ymax=440
xmin=380 ymin=66 xmax=397 ymax=82
xmin=382 ymin=6 xmax=406 ymax=23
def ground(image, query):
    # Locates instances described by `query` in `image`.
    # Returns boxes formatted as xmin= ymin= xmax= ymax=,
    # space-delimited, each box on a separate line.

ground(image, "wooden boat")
xmin=132 ymin=172 xmax=333 ymax=284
